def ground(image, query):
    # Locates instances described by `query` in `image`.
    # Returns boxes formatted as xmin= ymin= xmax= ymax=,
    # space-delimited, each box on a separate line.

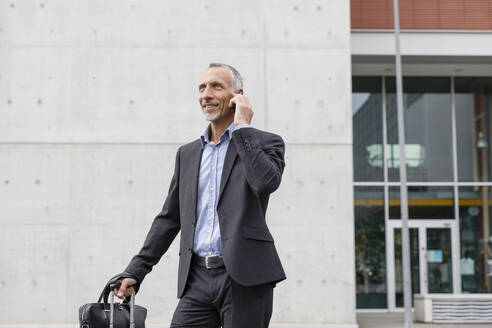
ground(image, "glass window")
xmin=389 ymin=186 xmax=454 ymax=219
xmin=455 ymin=77 xmax=492 ymax=182
xmin=353 ymin=77 xmax=383 ymax=182
xmin=386 ymin=77 xmax=453 ymax=182
xmin=459 ymin=186 xmax=492 ymax=292
xmin=354 ymin=186 xmax=387 ymax=308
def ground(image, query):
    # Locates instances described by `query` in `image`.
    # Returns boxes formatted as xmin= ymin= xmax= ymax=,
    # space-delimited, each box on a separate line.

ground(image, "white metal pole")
xmin=392 ymin=0 xmax=413 ymax=327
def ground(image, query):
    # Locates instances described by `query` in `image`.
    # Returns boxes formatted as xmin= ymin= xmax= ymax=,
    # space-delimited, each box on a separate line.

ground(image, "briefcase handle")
xmin=109 ymin=289 xmax=135 ymax=328
xmin=98 ymin=274 xmax=138 ymax=304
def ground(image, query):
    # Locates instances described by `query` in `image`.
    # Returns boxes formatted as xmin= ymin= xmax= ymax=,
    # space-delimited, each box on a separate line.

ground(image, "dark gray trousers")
xmin=170 ymin=261 xmax=274 ymax=328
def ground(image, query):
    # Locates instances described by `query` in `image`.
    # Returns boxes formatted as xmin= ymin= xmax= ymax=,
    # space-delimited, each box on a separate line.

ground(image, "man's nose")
xmin=202 ymin=86 xmax=213 ymax=98
xmin=199 ymin=89 xmax=213 ymax=103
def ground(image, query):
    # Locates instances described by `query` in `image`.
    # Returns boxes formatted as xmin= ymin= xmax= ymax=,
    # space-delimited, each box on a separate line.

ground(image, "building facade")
xmin=352 ymin=0 xmax=492 ymax=312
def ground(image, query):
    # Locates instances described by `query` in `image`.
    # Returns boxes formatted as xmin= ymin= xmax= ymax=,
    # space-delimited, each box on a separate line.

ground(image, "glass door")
xmin=426 ymin=228 xmax=453 ymax=293
xmin=388 ymin=222 xmax=454 ymax=310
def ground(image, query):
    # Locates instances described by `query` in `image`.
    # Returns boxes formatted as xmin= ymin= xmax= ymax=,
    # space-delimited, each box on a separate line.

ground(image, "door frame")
xmin=386 ymin=219 xmax=461 ymax=311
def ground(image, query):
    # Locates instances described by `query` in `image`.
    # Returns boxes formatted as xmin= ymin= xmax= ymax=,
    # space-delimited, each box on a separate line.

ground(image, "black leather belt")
xmin=193 ymin=254 xmax=225 ymax=269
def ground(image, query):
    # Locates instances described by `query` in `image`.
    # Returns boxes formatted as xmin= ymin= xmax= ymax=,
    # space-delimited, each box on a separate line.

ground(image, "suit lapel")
xmin=188 ymin=140 xmax=203 ymax=220
xmin=218 ymin=140 xmax=238 ymax=204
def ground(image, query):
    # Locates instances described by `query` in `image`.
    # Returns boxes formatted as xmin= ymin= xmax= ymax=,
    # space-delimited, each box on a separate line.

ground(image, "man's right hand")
xmin=113 ymin=277 xmax=137 ymax=300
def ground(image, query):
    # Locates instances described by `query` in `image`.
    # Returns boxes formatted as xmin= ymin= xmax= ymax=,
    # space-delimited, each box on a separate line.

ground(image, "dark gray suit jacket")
xmin=124 ymin=127 xmax=286 ymax=298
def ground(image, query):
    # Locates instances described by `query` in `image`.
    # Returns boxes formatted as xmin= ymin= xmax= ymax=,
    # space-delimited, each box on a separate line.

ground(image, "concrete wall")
xmin=0 ymin=1 xmax=355 ymax=326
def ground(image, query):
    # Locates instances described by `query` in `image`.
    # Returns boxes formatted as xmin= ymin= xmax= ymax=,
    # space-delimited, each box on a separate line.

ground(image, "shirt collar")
xmin=200 ymin=121 xmax=235 ymax=149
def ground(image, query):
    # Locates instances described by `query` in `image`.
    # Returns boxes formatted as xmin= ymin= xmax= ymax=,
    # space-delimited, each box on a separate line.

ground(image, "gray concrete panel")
xmin=1 ymin=141 xmax=355 ymax=324
xmin=0 ymin=47 xmax=266 ymax=143
xmin=266 ymin=49 xmax=352 ymax=144
xmin=270 ymin=144 xmax=355 ymax=324
xmin=0 ymin=144 xmax=182 ymax=322
xmin=0 ymin=1 xmax=265 ymax=47
xmin=68 ymin=224 xmax=181 ymax=323
xmin=1 ymin=0 xmax=353 ymax=324
xmin=265 ymin=0 xmax=350 ymax=48
xmin=0 ymin=224 xmax=70 ymax=322
xmin=268 ymin=145 xmax=354 ymax=227
xmin=0 ymin=144 xmax=178 ymax=225
xmin=0 ymin=223 xmax=180 ymax=323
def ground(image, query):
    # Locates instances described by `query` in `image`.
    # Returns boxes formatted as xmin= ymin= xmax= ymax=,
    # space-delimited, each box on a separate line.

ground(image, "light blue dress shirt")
xmin=193 ymin=122 xmax=251 ymax=257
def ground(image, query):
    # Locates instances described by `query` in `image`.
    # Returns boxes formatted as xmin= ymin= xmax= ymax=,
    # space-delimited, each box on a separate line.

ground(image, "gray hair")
xmin=208 ymin=63 xmax=243 ymax=91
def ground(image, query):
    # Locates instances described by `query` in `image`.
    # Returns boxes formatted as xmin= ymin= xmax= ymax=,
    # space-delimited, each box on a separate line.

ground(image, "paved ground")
xmin=357 ymin=313 xmax=492 ymax=328
xmin=3 ymin=315 xmax=492 ymax=328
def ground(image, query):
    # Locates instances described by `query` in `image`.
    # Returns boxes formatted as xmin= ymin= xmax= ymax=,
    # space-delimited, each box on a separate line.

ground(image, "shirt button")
xmin=209 ymin=209 xmax=213 ymax=212
xmin=211 ymin=187 xmax=214 ymax=191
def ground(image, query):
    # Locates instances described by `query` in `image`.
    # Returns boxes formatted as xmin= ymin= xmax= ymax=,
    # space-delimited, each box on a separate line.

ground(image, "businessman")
xmin=114 ymin=63 xmax=286 ymax=327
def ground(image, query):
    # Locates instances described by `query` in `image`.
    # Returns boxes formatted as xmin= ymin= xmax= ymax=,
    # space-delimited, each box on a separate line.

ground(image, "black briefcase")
xmin=79 ymin=279 xmax=147 ymax=328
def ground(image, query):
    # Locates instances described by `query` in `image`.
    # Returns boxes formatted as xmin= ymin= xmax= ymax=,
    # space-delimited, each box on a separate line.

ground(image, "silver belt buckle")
xmin=205 ymin=256 xmax=214 ymax=269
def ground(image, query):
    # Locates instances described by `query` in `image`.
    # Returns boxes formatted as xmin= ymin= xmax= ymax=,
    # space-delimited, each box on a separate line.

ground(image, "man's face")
xmin=198 ymin=67 xmax=235 ymax=122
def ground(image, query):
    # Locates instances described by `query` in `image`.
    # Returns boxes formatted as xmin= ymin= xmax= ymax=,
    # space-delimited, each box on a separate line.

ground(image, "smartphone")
xmin=230 ymin=91 xmax=243 ymax=112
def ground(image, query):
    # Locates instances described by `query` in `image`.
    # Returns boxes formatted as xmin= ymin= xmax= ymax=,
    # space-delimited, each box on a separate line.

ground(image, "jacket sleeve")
xmin=231 ymin=127 xmax=285 ymax=196
xmin=123 ymin=147 xmax=182 ymax=290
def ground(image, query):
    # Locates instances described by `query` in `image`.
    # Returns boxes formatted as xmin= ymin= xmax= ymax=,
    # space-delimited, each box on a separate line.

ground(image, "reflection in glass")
xmin=394 ymin=228 xmax=419 ymax=307
xmin=386 ymin=77 xmax=453 ymax=182
xmin=353 ymin=77 xmax=383 ymax=182
xmin=459 ymin=187 xmax=492 ymax=292
xmin=455 ymin=77 xmax=492 ymax=182
xmin=389 ymin=186 xmax=454 ymax=219
xmin=354 ymin=187 xmax=387 ymax=308
xmin=427 ymin=228 xmax=453 ymax=293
